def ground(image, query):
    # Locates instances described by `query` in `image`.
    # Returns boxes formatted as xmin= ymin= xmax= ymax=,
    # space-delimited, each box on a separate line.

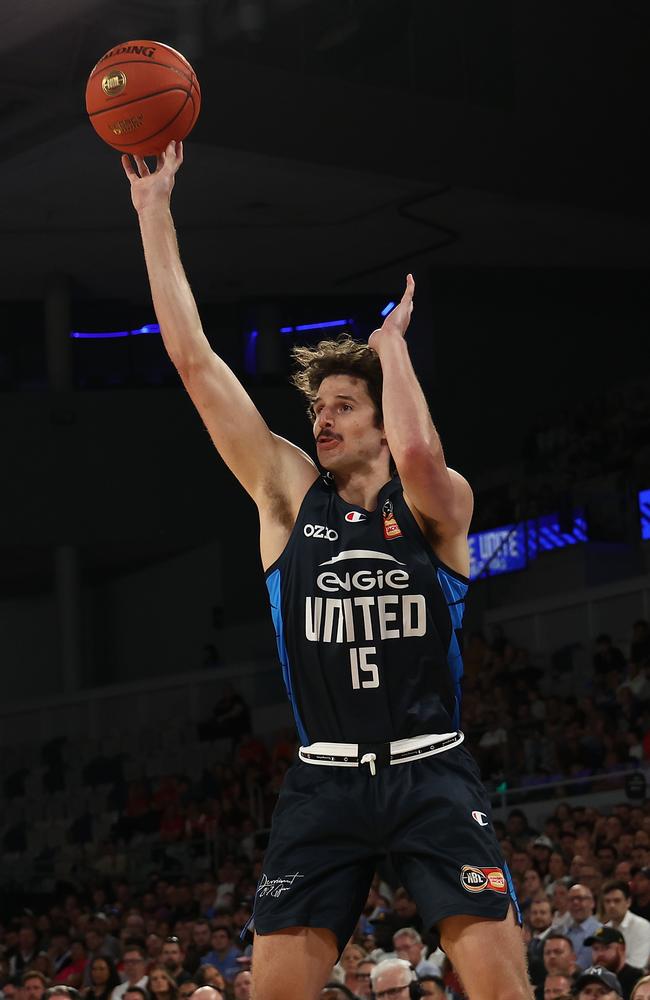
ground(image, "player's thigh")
xmin=438 ymin=907 xmax=533 ymax=1000
xmin=252 ymin=926 xmax=338 ymax=1000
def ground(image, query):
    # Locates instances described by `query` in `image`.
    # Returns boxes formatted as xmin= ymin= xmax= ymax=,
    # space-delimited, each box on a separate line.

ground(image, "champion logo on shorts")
xmin=256 ymin=872 xmax=305 ymax=899
xmin=460 ymin=865 xmax=507 ymax=894
xmin=471 ymin=810 xmax=488 ymax=826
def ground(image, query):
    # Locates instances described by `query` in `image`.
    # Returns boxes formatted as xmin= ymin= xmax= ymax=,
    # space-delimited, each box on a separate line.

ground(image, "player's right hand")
xmin=121 ymin=139 xmax=183 ymax=214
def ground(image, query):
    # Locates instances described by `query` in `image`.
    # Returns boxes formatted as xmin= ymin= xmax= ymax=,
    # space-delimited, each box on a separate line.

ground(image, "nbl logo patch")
xmin=382 ymin=499 xmax=403 ymax=540
xmin=460 ymin=866 xmax=507 ymax=894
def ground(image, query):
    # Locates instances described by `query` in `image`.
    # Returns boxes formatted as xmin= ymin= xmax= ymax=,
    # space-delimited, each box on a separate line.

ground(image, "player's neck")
xmin=332 ymin=463 xmax=393 ymax=511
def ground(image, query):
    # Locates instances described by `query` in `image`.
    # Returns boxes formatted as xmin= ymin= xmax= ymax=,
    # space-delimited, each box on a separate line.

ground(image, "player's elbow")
xmin=395 ymin=439 xmax=443 ymax=477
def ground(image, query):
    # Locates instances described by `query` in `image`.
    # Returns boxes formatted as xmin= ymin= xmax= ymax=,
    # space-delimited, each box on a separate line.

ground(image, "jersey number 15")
xmin=350 ymin=646 xmax=379 ymax=689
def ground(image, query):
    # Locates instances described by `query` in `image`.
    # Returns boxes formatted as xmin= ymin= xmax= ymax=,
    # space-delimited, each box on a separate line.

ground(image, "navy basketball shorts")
xmin=253 ymin=744 xmax=521 ymax=954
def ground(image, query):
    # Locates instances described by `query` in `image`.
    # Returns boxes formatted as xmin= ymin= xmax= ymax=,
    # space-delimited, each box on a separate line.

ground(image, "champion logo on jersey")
xmin=345 ymin=511 xmax=367 ymax=523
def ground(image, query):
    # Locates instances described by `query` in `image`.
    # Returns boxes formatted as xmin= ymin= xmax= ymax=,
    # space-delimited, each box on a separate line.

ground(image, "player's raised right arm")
xmin=122 ymin=141 xmax=316 ymax=505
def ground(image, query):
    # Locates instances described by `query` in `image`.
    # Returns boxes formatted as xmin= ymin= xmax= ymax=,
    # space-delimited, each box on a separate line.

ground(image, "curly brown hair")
xmin=290 ymin=335 xmax=383 ymax=426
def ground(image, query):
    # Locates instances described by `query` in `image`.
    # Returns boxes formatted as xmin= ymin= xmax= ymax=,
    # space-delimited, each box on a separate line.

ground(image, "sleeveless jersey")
xmin=265 ymin=474 xmax=469 ymax=745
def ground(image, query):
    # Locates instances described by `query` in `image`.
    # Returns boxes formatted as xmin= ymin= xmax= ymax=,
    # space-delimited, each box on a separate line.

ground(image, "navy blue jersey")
xmin=265 ymin=475 xmax=469 ymax=745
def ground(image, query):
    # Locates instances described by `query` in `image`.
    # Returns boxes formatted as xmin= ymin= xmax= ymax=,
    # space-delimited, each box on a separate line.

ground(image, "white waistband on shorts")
xmin=298 ymin=731 xmax=464 ymax=774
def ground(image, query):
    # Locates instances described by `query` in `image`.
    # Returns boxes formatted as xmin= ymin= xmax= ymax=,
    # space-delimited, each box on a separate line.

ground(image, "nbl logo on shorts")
xmin=460 ymin=865 xmax=507 ymax=894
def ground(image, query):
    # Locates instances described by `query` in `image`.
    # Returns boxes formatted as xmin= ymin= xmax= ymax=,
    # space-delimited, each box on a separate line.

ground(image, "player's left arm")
xmin=368 ymin=274 xmax=474 ymax=539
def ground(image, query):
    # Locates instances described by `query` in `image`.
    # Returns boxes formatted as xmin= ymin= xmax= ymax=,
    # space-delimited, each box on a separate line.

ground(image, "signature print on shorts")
xmin=460 ymin=865 xmax=507 ymax=894
xmin=256 ymin=872 xmax=305 ymax=899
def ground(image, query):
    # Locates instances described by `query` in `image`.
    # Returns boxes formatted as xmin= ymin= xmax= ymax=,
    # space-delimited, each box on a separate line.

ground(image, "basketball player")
xmin=122 ymin=140 xmax=532 ymax=1000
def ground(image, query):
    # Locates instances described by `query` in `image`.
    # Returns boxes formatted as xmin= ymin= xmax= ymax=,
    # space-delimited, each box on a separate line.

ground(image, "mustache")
xmin=317 ymin=430 xmax=341 ymax=442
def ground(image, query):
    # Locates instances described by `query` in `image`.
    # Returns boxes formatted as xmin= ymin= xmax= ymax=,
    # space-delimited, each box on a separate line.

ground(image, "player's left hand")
xmin=368 ymin=274 xmax=415 ymax=353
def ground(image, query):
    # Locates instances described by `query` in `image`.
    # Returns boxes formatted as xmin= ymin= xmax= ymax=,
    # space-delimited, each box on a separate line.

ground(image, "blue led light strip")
xmin=381 ymin=301 xmax=396 ymax=317
xmin=280 ymin=319 xmax=352 ymax=334
xmin=70 ymin=324 xmax=161 ymax=339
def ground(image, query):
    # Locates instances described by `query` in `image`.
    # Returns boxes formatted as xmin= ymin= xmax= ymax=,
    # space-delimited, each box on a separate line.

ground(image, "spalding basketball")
xmin=86 ymin=39 xmax=201 ymax=156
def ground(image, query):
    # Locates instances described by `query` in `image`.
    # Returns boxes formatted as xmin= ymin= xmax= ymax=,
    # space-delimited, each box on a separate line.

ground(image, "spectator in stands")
xmin=321 ymin=986 xmax=357 ymax=1000
xmin=528 ymin=898 xmax=555 ymax=986
xmin=177 ymin=984 xmax=198 ymax=1000
xmin=193 ymin=989 xmax=223 ymax=1000
xmin=22 ymin=973 xmax=47 ymax=1000
xmin=531 ymin=836 xmax=555 ymax=880
xmin=550 ymin=882 xmax=572 ymax=933
xmin=231 ymin=971 xmax=251 ymax=1000
xmin=196 ymin=968 xmax=224 ymax=992
xmin=416 ymin=976 xmax=446 ymax=999
xmin=593 ymin=637 xmax=627 ymax=678
xmin=184 ymin=924 xmax=212 ymax=974
xmin=631 ymin=870 xmax=650 ymax=922
xmin=477 ymin=711 xmax=508 ymax=776
xmin=391 ymin=889 xmax=424 ymax=936
xmin=346 ymin=960 xmax=375 ymax=999
xmin=1 ymin=980 xmax=22 ymax=1000
xmin=111 ymin=946 xmax=148 ymax=1000
xmin=339 ymin=945 xmax=367 ymax=981
xmin=9 ymin=928 xmax=39 ymax=977
xmin=83 ymin=957 xmax=121 ymax=1000
xmin=522 ymin=869 xmax=546 ymax=906
xmin=83 ymin=924 xmax=120 ymax=986
xmin=198 ymin=686 xmax=251 ymax=744
xmin=199 ymin=929 xmax=240 ymax=984
xmin=542 ymin=934 xmax=579 ymax=982
xmin=563 ymin=884 xmax=601 ymax=969
xmin=49 ymin=932 xmax=73 ymax=983
xmin=370 ymin=959 xmax=420 ymax=1000
xmin=597 ymin=848 xmax=620 ymax=880
xmin=602 ymin=880 xmax=650 ymax=970
xmin=145 ymin=938 xmax=162 ymax=967
xmin=160 ymin=939 xmax=191 ymax=987
xmin=542 ymin=974 xmax=574 ymax=1000
xmin=392 ymin=928 xmax=441 ymax=978
xmin=122 ymin=989 xmax=148 ymax=1000
xmin=584 ymin=927 xmax=643 ymax=1000
xmin=146 ymin=967 xmax=176 ymax=1000
xmin=573 ymin=966 xmax=623 ymax=998
xmin=631 ymin=977 xmax=650 ymax=1000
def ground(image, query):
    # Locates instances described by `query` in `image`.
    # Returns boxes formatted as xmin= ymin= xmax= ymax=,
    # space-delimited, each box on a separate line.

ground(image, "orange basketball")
xmin=85 ymin=39 xmax=201 ymax=156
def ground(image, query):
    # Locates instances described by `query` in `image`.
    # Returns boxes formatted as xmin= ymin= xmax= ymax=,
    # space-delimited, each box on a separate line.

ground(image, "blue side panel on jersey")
xmin=436 ymin=568 xmax=468 ymax=730
xmin=504 ymin=861 xmax=522 ymax=924
xmin=266 ymin=569 xmax=309 ymax=746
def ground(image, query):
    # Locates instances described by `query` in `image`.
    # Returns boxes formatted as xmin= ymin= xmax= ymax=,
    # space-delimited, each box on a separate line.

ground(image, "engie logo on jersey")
xmin=303 ymin=524 xmax=339 ymax=541
xmin=460 ymin=866 xmax=507 ymax=894
xmin=345 ymin=511 xmax=367 ymax=523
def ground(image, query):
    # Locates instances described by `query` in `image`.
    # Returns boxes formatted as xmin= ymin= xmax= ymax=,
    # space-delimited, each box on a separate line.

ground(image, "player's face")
xmin=312 ymin=375 xmax=385 ymax=473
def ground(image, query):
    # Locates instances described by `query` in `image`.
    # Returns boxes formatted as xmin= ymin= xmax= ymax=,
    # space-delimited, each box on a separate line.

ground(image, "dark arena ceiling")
xmin=0 ymin=0 xmax=649 ymax=305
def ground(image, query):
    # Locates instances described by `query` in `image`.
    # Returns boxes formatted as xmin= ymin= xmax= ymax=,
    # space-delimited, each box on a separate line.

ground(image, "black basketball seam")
xmin=110 ymin=90 xmax=196 ymax=150
xmin=89 ymin=58 xmax=193 ymax=88
xmin=88 ymin=86 xmax=192 ymax=119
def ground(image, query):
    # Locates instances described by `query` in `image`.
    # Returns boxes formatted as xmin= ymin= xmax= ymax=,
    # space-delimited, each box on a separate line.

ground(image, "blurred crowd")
xmin=473 ymin=373 xmax=650 ymax=535
xmin=8 ymin=793 xmax=650 ymax=998
xmin=461 ymin=621 xmax=650 ymax=797
xmin=2 ymin=620 xmax=650 ymax=998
